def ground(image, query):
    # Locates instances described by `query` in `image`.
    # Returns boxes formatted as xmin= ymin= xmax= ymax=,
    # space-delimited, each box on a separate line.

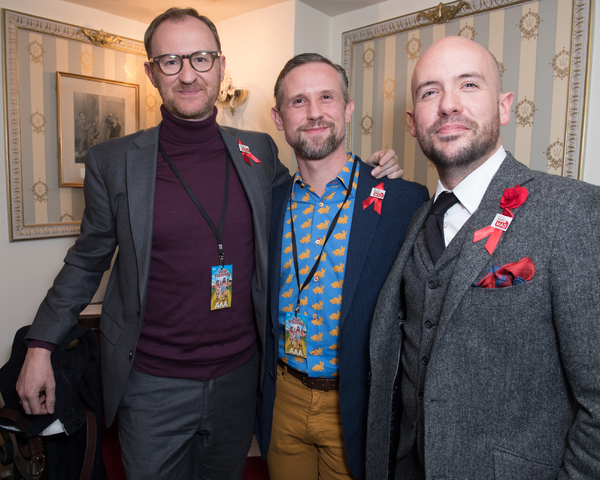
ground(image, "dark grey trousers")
xmin=117 ymin=351 xmax=259 ymax=480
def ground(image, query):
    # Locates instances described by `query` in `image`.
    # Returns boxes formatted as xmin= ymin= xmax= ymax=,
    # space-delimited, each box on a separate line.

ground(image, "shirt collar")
xmin=292 ymin=152 xmax=357 ymax=192
xmin=434 ymin=146 xmax=506 ymax=215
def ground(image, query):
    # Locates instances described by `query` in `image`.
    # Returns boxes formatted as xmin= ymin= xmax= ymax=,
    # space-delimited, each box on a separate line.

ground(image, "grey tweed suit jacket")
xmin=366 ymin=153 xmax=600 ymax=479
xmin=27 ymin=122 xmax=289 ymax=426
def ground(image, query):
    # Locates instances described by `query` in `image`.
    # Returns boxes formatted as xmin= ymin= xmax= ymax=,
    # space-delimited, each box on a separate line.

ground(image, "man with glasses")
xmin=16 ymin=8 xmax=400 ymax=480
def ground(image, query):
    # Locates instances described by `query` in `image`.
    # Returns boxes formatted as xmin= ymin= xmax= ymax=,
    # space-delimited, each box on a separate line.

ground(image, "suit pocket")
xmin=99 ymin=311 xmax=123 ymax=345
xmin=493 ymin=447 xmax=560 ymax=479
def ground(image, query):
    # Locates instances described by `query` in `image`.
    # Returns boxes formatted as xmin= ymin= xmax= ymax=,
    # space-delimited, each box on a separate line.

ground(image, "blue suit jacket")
xmin=256 ymin=158 xmax=429 ymax=478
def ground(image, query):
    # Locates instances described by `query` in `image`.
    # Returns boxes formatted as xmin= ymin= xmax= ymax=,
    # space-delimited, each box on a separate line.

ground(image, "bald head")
xmin=411 ymin=36 xmax=503 ymax=103
xmin=406 ymin=36 xmax=513 ymax=189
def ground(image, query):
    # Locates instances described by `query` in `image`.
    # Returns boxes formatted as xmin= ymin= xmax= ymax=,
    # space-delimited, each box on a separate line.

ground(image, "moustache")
xmin=298 ymin=121 xmax=335 ymax=133
xmin=428 ymin=115 xmax=478 ymax=135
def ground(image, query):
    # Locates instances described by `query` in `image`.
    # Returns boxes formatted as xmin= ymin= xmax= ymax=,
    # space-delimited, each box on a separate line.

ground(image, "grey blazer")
xmin=366 ymin=154 xmax=600 ymax=479
xmin=27 ymin=123 xmax=289 ymax=426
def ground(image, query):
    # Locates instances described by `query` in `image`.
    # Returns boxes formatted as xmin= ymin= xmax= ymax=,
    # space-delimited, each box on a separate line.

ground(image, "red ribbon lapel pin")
xmin=473 ymin=185 xmax=528 ymax=255
xmin=362 ymin=182 xmax=385 ymax=214
xmin=238 ymin=140 xmax=261 ymax=165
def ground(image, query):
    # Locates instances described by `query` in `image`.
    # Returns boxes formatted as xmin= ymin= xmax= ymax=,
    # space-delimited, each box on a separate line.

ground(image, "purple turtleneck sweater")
xmin=132 ymin=106 xmax=257 ymax=380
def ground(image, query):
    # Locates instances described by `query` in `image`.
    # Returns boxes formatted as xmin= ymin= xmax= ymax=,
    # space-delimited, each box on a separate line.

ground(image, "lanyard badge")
xmin=159 ymin=142 xmax=233 ymax=310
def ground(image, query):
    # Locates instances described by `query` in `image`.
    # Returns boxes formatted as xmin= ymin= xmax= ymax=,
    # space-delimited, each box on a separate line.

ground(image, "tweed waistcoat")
xmin=398 ymin=223 xmax=470 ymax=463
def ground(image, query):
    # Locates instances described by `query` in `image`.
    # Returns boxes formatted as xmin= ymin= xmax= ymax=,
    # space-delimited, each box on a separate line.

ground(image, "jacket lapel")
xmin=219 ymin=126 xmax=260 ymax=212
xmin=270 ymin=179 xmax=294 ymax=331
xmin=340 ymin=162 xmax=382 ymax=327
xmin=126 ymin=126 xmax=160 ymax=308
xmin=436 ymin=155 xmax=535 ymax=336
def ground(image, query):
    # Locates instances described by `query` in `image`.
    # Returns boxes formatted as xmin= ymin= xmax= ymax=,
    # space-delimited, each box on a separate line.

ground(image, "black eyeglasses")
xmin=150 ymin=51 xmax=222 ymax=75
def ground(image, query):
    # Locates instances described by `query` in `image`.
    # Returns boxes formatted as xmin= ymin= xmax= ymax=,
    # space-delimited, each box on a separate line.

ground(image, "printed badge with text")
xmin=211 ymin=265 xmax=233 ymax=310
xmin=285 ymin=312 xmax=307 ymax=358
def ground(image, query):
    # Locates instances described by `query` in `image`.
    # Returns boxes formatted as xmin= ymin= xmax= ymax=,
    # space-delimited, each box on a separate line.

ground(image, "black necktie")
xmin=426 ymin=191 xmax=459 ymax=264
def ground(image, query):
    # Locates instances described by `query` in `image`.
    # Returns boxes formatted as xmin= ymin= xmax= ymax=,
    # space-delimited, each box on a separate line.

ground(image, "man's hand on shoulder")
xmin=16 ymin=347 xmax=56 ymax=415
xmin=365 ymin=149 xmax=404 ymax=179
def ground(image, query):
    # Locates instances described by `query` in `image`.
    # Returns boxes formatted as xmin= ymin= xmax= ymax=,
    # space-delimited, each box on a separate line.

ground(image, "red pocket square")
xmin=472 ymin=257 xmax=535 ymax=289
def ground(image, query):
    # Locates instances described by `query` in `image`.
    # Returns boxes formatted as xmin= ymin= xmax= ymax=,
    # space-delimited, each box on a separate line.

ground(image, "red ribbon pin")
xmin=362 ymin=182 xmax=385 ymax=214
xmin=238 ymin=140 xmax=261 ymax=165
xmin=473 ymin=185 xmax=528 ymax=255
xmin=473 ymin=208 xmax=513 ymax=255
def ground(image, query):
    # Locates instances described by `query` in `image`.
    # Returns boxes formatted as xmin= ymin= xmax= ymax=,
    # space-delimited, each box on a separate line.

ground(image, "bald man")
xmin=366 ymin=36 xmax=600 ymax=479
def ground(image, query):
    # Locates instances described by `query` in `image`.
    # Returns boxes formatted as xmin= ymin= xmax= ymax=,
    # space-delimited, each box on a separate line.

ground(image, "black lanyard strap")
xmin=289 ymin=158 xmax=358 ymax=314
xmin=158 ymin=142 xmax=230 ymax=264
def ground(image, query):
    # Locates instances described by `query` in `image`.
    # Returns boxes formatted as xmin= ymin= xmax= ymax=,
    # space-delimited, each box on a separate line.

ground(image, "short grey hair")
xmin=273 ymin=53 xmax=349 ymax=111
xmin=144 ymin=8 xmax=221 ymax=59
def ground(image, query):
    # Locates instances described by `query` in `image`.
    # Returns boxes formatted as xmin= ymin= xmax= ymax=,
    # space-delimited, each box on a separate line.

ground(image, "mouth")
xmin=300 ymin=122 xmax=334 ymax=135
xmin=436 ymin=123 xmax=469 ymax=136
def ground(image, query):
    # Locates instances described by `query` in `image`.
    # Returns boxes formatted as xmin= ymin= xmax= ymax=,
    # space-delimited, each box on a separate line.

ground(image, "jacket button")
xmin=421 ymin=356 xmax=429 ymax=365
xmin=129 ymin=350 xmax=133 ymax=359
xmin=419 ymin=391 xmax=424 ymax=400
xmin=269 ymin=371 xmax=275 ymax=378
xmin=428 ymin=280 xmax=438 ymax=289
xmin=424 ymin=320 xmax=433 ymax=329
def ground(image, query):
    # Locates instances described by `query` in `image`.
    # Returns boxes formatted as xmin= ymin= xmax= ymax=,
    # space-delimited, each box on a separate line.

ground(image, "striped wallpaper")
xmin=5 ymin=9 xmax=162 ymax=240
xmin=343 ymin=0 xmax=591 ymax=195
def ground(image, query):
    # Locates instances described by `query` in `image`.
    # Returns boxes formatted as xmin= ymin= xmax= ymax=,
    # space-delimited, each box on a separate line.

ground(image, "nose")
xmin=438 ymin=91 xmax=463 ymax=117
xmin=178 ymin=57 xmax=198 ymax=84
xmin=306 ymin=101 xmax=324 ymax=121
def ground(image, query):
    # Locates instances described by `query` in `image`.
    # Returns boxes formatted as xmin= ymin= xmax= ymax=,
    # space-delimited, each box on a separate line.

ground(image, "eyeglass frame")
xmin=149 ymin=50 xmax=222 ymax=75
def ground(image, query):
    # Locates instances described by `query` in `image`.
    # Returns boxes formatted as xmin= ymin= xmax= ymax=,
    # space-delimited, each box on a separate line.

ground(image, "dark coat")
xmin=257 ymin=159 xmax=429 ymax=478
xmin=25 ymin=123 xmax=290 ymax=426
xmin=367 ymin=154 xmax=600 ymax=479
xmin=0 ymin=325 xmax=107 ymax=480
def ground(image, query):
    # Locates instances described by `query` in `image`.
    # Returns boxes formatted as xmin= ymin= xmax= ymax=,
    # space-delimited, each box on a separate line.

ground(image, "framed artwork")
xmin=57 ymin=72 xmax=139 ymax=187
xmin=3 ymin=9 xmax=162 ymax=241
xmin=342 ymin=0 xmax=592 ymax=194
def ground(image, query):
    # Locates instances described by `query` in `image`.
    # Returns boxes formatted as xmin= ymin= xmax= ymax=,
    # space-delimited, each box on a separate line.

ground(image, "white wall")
xmin=294 ymin=1 xmax=331 ymax=57
xmin=0 ymin=0 xmax=147 ymax=363
xmin=216 ymin=1 xmax=297 ymax=171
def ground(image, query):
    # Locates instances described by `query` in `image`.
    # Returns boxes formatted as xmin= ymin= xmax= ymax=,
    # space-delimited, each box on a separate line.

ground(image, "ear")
xmin=271 ymin=107 xmax=284 ymax=131
xmin=499 ymin=91 xmax=514 ymax=126
xmin=344 ymin=98 xmax=355 ymax=124
xmin=219 ymin=55 xmax=226 ymax=83
xmin=406 ymin=109 xmax=417 ymax=138
xmin=144 ymin=62 xmax=158 ymax=88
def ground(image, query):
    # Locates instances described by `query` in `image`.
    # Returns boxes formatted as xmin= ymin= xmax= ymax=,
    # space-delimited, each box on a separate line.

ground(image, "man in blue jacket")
xmin=256 ymin=53 xmax=429 ymax=479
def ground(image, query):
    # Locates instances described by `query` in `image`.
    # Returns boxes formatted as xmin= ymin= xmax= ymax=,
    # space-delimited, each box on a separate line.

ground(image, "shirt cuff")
xmin=27 ymin=340 xmax=57 ymax=352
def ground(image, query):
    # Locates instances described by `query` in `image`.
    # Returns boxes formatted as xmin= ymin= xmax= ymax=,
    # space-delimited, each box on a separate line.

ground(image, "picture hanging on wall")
xmin=3 ymin=9 xmax=162 ymax=241
xmin=57 ymin=72 xmax=139 ymax=187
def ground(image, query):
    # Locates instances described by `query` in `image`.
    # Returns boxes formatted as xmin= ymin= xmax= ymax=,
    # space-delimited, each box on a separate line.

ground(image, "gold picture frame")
xmin=3 ymin=9 xmax=161 ymax=241
xmin=342 ymin=0 xmax=592 ymax=194
xmin=57 ymin=72 xmax=139 ymax=187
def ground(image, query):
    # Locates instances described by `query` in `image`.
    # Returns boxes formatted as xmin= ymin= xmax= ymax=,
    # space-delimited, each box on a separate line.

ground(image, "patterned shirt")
xmin=278 ymin=153 xmax=359 ymax=378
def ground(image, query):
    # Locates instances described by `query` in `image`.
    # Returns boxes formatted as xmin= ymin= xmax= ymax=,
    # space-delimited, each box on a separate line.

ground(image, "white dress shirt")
xmin=434 ymin=146 xmax=507 ymax=246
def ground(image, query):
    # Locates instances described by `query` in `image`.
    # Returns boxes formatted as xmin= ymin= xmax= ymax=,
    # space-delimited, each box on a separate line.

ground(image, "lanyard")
xmin=158 ymin=142 xmax=230 ymax=265
xmin=289 ymin=158 xmax=358 ymax=314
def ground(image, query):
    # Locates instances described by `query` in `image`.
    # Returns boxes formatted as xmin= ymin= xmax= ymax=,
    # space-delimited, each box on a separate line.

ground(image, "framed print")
xmin=3 ymin=9 xmax=162 ymax=241
xmin=57 ymin=72 xmax=139 ymax=187
xmin=342 ymin=0 xmax=592 ymax=194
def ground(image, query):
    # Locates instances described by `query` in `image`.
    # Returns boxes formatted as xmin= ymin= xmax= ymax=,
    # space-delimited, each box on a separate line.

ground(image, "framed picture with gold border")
xmin=57 ymin=72 xmax=139 ymax=187
xmin=342 ymin=0 xmax=592 ymax=195
xmin=3 ymin=9 xmax=161 ymax=241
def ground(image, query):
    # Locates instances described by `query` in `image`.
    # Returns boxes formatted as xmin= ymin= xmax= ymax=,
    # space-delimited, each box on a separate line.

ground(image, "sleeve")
xmin=551 ymin=184 xmax=600 ymax=478
xmin=26 ymin=146 xmax=118 ymax=345
xmin=267 ymin=134 xmax=291 ymax=189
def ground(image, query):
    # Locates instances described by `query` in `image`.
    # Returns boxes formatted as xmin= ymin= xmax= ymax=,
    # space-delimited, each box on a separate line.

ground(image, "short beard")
xmin=416 ymin=114 xmax=500 ymax=173
xmin=288 ymin=121 xmax=344 ymax=160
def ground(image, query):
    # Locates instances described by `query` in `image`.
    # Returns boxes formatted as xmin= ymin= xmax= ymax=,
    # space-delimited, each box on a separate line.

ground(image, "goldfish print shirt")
xmin=278 ymin=154 xmax=358 ymax=377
